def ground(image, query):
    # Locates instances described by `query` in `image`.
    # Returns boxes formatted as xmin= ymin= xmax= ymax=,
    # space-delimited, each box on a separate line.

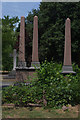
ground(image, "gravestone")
xmin=9 ymin=49 xmax=17 ymax=77
xmin=8 ymin=49 xmax=17 ymax=77
xmin=3 ymin=49 xmax=17 ymax=79
xmin=31 ymin=16 xmax=40 ymax=68
xmin=62 ymin=18 xmax=76 ymax=74
xmin=9 ymin=49 xmax=17 ymax=70
xmin=13 ymin=49 xmax=17 ymax=70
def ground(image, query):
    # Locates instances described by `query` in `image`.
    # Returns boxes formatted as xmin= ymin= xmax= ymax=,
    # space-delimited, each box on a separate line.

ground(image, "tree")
xmin=2 ymin=16 xmax=19 ymax=70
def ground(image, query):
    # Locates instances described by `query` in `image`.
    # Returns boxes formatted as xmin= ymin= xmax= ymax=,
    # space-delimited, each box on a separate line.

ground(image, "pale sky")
xmin=2 ymin=2 xmax=41 ymax=19
xmin=1 ymin=0 xmax=42 ymax=2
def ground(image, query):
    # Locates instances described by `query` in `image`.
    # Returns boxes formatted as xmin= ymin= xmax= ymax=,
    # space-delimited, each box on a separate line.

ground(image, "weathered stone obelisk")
xmin=16 ymin=16 xmax=28 ymax=82
xmin=62 ymin=18 xmax=76 ymax=74
xmin=31 ymin=16 xmax=40 ymax=68
xmin=18 ymin=16 xmax=26 ymax=67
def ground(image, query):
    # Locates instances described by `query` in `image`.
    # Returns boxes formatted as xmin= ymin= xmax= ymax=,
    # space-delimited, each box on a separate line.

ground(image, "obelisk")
xmin=31 ymin=16 xmax=40 ymax=68
xmin=18 ymin=16 xmax=26 ymax=67
xmin=62 ymin=18 xmax=76 ymax=74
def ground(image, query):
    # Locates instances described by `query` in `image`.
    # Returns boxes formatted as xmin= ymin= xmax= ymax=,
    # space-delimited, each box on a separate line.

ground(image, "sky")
xmin=2 ymin=2 xmax=41 ymax=19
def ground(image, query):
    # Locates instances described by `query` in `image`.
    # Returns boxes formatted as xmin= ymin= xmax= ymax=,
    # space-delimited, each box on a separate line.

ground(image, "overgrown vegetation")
xmin=2 ymin=61 xmax=80 ymax=108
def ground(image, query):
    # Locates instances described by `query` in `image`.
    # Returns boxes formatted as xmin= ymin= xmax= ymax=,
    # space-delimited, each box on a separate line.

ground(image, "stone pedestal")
xmin=18 ymin=61 xmax=26 ymax=68
xmin=62 ymin=18 xmax=76 ymax=74
xmin=16 ymin=67 xmax=29 ymax=82
xmin=16 ymin=67 xmax=39 ymax=82
xmin=62 ymin=65 xmax=76 ymax=74
xmin=31 ymin=62 xmax=40 ymax=68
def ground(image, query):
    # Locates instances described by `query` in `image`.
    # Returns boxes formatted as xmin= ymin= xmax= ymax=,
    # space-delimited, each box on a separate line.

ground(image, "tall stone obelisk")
xmin=18 ymin=16 xmax=26 ymax=67
xmin=62 ymin=18 xmax=76 ymax=74
xmin=31 ymin=16 xmax=40 ymax=68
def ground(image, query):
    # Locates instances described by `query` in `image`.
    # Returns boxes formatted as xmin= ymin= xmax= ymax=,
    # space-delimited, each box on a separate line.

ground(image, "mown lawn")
xmin=2 ymin=105 xmax=79 ymax=118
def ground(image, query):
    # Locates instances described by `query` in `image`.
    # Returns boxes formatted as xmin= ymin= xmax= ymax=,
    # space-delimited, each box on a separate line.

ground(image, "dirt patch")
xmin=34 ymin=107 xmax=42 ymax=110
xmin=55 ymin=104 xmax=79 ymax=118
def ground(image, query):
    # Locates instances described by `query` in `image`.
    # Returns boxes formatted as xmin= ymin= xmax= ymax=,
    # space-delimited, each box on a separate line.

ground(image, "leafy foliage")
xmin=2 ymin=84 xmax=37 ymax=106
xmin=2 ymin=61 xmax=80 ymax=108
xmin=37 ymin=61 xmax=80 ymax=107
xmin=2 ymin=16 xmax=19 ymax=70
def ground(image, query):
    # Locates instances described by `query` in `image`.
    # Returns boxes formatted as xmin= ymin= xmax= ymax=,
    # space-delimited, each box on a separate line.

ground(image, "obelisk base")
xmin=61 ymin=65 xmax=76 ymax=74
xmin=31 ymin=62 xmax=40 ymax=68
xmin=18 ymin=61 xmax=26 ymax=67
xmin=16 ymin=67 xmax=39 ymax=82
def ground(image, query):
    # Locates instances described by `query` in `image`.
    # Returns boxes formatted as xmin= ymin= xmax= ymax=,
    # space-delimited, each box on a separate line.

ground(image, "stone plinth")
xmin=62 ymin=18 xmax=76 ymax=74
xmin=31 ymin=16 xmax=40 ymax=68
xmin=62 ymin=66 xmax=76 ymax=74
xmin=16 ymin=67 xmax=29 ymax=82
xmin=18 ymin=16 xmax=26 ymax=67
xmin=16 ymin=67 xmax=39 ymax=82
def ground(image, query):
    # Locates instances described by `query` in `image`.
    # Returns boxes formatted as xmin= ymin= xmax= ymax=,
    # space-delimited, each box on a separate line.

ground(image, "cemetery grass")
xmin=2 ymin=105 xmax=79 ymax=118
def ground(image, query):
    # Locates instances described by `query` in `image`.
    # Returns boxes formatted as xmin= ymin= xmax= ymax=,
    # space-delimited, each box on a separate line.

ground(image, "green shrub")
xmin=37 ymin=61 xmax=80 ymax=107
xmin=2 ymin=83 xmax=39 ymax=106
xmin=2 ymin=60 xmax=80 ymax=108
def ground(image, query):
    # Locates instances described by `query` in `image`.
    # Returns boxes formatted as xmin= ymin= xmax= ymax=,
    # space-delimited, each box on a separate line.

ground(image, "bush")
xmin=2 ymin=60 xmax=80 ymax=108
xmin=2 ymin=83 xmax=39 ymax=106
xmin=37 ymin=61 xmax=80 ymax=107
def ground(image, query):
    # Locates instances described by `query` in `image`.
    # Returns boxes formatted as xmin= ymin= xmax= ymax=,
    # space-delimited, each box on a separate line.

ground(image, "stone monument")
xmin=13 ymin=49 xmax=17 ymax=70
xmin=18 ymin=16 xmax=26 ymax=67
xmin=9 ymin=49 xmax=17 ymax=77
xmin=3 ymin=49 xmax=17 ymax=79
xmin=16 ymin=16 xmax=28 ymax=82
xmin=28 ymin=16 xmax=40 ymax=80
xmin=31 ymin=16 xmax=40 ymax=68
xmin=16 ymin=16 xmax=40 ymax=81
xmin=62 ymin=18 xmax=76 ymax=74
